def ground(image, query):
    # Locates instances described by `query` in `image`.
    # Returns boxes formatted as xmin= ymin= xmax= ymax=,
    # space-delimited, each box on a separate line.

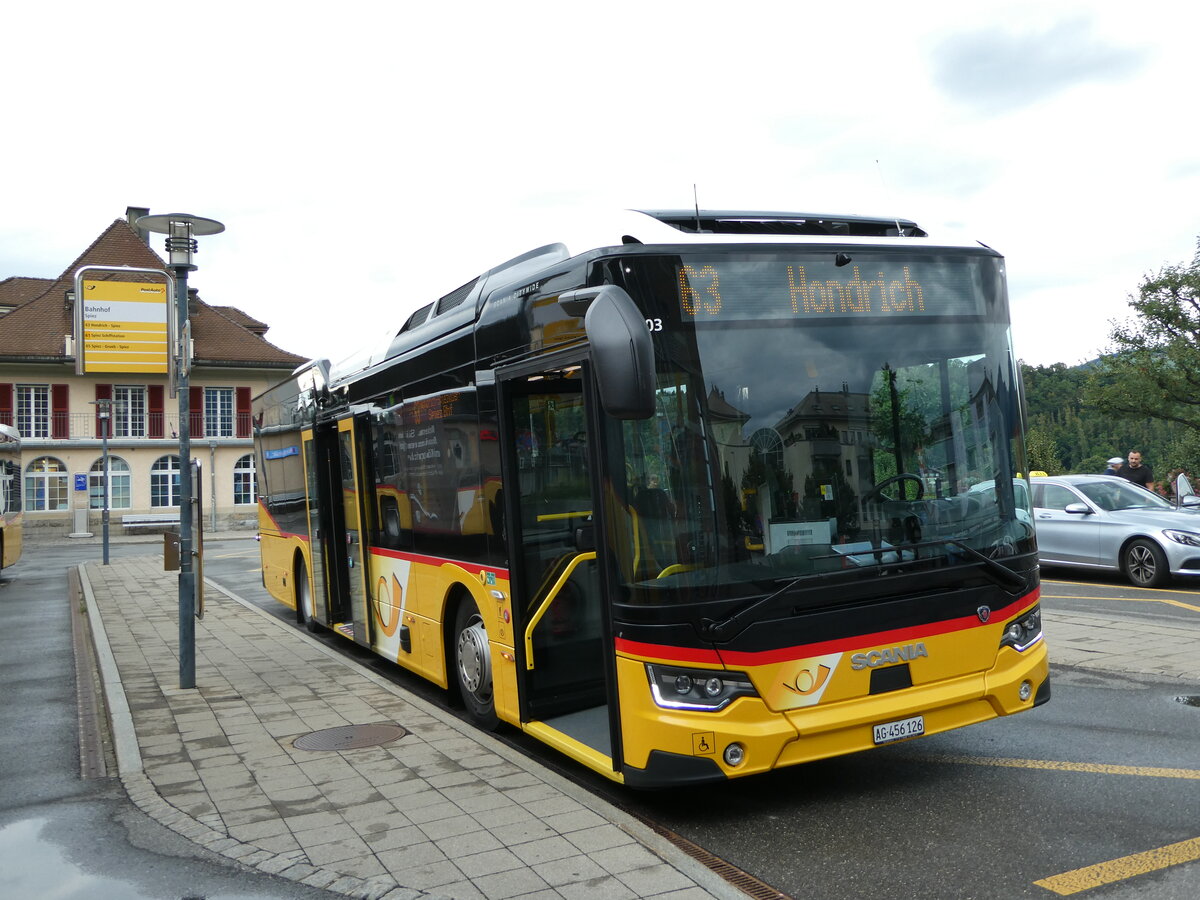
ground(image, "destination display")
xmin=674 ymin=253 xmax=998 ymax=321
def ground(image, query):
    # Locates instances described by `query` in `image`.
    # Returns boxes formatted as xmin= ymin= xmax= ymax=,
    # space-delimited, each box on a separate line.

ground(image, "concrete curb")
xmin=78 ymin=563 xmax=143 ymax=776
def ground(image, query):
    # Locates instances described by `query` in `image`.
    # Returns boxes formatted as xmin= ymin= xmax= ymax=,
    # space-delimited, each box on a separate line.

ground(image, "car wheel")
xmin=454 ymin=598 xmax=499 ymax=731
xmin=1123 ymin=539 xmax=1169 ymax=588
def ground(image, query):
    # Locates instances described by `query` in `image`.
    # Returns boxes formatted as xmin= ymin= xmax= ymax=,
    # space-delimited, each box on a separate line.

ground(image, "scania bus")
xmin=255 ymin=209 xmax=1048 ymax=787
xmin=0 ymin=423 xmax=22 ymax=571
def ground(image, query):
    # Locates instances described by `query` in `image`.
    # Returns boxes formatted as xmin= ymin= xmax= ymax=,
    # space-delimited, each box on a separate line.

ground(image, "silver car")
xmin=1031 ymin=474 xmax=1200 ymax=587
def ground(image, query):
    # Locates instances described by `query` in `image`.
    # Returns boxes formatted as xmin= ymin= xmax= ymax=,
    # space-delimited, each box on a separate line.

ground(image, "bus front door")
xmin=502 ymin=370 xmax=618 ymax=768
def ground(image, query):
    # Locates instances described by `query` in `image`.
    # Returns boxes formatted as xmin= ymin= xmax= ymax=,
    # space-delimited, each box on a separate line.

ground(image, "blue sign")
xmin=74 ymin=474 xmax=88 ymax=491
xmin=264 ymin=446 xmax=300 ymax=460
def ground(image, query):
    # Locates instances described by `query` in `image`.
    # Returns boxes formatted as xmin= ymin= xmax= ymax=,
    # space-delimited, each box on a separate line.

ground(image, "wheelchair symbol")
xmin=691 ymin=732 xmax=716 ymax=755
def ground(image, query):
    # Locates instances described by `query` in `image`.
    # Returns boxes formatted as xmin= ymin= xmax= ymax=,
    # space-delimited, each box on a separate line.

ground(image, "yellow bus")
xmin=0 ymin=423 xmax=23 ymax=571
xmin=255 ymin=209 xmax=1048 ymax=787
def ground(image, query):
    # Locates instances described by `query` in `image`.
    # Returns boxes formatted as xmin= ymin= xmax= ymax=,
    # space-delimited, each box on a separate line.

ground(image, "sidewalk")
xmin=77 ymin=551 xmax=1200 ymax=900
xmin=79 ymin=556 xmax=746 ymax=900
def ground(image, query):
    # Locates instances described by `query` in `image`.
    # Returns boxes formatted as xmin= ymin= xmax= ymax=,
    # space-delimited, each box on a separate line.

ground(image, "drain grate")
xmin=293 ymin=723 xmax=408 ymax=751
xmin=643 ymin=819 xmax=792 ymax=899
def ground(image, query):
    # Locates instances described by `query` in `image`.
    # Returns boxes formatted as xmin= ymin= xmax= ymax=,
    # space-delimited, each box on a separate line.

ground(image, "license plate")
xmin=873 ymin=715 xmax=925 ymax=745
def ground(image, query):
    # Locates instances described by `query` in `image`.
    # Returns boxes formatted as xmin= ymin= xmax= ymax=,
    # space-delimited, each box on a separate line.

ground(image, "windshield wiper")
xmin=697 ymin=538 xmax=1026 ymax=642
xmin=933 ymin=538 xmax=1028 ymax=591
xmin=699 ymin=572 xmax=814 ymax=642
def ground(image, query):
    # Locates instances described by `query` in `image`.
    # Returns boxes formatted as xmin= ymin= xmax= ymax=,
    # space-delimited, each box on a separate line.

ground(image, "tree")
xmin=1023 ymin=425 xmax=1064 ymax=474
xmin=1085 ymin=239 xmax=1200 ymax=434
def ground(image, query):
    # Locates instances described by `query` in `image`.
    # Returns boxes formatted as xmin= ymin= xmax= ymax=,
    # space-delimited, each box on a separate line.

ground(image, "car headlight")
xmin=645 ymin=664 xmax=758 ymax=711
xmin=999 ymin=605 xmax=1043 ymax=652
xmin=1163 ymin=529 xmax=1200 ymax=547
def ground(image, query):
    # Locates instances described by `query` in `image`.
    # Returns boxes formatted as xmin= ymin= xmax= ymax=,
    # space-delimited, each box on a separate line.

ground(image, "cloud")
xmin=930 ymin=16 xmax=1147 ymax=114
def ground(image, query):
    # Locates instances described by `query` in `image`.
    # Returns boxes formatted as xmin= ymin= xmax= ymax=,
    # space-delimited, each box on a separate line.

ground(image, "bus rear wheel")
xmin=454 ymin=598 xmax=499 ymax=730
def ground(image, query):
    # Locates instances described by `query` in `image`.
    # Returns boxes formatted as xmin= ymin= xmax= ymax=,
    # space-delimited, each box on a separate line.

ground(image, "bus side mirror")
xmin=560 ymin=285 xmax=655 ymax=419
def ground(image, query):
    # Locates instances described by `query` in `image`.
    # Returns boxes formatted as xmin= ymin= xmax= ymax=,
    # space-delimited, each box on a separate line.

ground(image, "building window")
xmin=151 ymin=455 xmax=181 ymax=507
xmin=113 ymin=386 xmax=147 ymax=438
xmin=25 ymin=456 xmax=68 ymax=511
xmin=205 ymin=388 xmax=235 ymax=438
xmin=89 ymin=456 xmax=132 ymax=509
xmin=233 ymin=454 xmax=256 ymax=505
xmin=16 ymin=385 xmax=50 ymax=438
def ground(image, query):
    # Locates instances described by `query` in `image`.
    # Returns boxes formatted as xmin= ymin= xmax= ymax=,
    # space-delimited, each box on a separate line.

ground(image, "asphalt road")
xmin=1039 ymin=565 xmax=1200 ymax=627
xmin=190 ymin=539 xmax=1200 ymax=900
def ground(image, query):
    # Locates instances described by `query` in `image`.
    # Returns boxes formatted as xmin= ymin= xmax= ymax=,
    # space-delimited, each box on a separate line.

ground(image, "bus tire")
xmin=296 ymin=557 xmax=321 ymax=632
xmin=453 ymin=597 xmax=499 ymax=731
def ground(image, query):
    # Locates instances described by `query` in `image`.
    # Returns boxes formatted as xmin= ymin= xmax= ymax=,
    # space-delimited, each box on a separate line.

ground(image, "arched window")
xmin=233 ymin=454 xmax=256 ymax=505
xmin=151 ymin=455 xmax=182 ymax=507
xmin=25 ymin=456 xmax=69 ymax=511
xmin=89 ymin=456 xmax=132 ymax=510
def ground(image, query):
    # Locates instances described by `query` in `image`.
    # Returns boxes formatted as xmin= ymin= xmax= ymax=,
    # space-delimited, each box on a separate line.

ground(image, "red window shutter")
xmin=190 ymin=386 xmax=204 ymax=438
xmin=236 ymin=387 xmax=252 ymax=438
xmin=0 ymin=384 xmax=12 ymax=427
xmin=52 ymin=384 xmax=69 ymax=439
xmin=95 ymin=384 xmax=112 ymax=438
xmin=148 ymin=385 xmax=164 ymax=439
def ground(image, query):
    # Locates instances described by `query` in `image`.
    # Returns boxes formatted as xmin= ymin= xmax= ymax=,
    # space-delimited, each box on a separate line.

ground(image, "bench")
xmin=121 ymin=513 xmax=181 ymax=532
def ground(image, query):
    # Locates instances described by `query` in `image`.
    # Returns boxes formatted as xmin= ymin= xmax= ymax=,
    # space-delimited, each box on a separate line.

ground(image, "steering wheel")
xmin=864 ymin=473 xmax=925 ymax=503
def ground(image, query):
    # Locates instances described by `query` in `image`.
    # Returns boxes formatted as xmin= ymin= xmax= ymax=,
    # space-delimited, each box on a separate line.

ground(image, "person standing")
xmin=1103 ymin=457 xmax=1123 ymax=476
xmin=1117 ymin=450 xmax=1155 ymax=491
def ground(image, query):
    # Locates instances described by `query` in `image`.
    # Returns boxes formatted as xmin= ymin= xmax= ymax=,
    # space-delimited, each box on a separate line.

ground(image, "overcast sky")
xmin=3 ymin=1 xmax=1197 ymax=369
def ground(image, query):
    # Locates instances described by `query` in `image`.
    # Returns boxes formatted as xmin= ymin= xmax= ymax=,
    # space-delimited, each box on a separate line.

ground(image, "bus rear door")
xmin=308 ymin=414 xmax=372 ymax=643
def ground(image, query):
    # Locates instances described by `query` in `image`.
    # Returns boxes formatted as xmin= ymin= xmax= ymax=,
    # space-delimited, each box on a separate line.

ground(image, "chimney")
xmin=126 ymin=206 xmax=151 ymax=245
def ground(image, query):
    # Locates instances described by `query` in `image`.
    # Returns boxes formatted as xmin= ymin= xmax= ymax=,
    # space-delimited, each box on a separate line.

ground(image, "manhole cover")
xmin=1175 ymin=695 xmax=1200 ymax=708
xmin=293 ymin=723 xmax=408 ymax=751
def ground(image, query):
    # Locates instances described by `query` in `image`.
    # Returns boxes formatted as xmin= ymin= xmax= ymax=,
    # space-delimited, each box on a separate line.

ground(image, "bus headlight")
xmin=999 ymin=605 xmax=1043 ymax=652
xmin=646 ymin=664 xmax=758 ymax=711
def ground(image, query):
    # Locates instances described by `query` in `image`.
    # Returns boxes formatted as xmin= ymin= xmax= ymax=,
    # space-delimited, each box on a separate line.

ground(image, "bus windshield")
xmin=602 ymin=248 xmax=1033 ymax=604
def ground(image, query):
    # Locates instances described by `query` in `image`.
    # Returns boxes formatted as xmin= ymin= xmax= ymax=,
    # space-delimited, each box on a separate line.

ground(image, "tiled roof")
xmin=0 ymin=218 xmax=306 ymax=369
xmin=212 ymin=306 xmax=269 ymax=335
xmin=0 ymin=276 xmax=55 ymax=311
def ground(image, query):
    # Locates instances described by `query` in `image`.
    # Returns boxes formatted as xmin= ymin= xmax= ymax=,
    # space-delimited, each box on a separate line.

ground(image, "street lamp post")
xmin=135 ymin=213 xmax=224 ymax=690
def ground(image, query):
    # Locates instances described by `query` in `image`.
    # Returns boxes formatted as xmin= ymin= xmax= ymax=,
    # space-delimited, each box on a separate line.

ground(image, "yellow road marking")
xmin=1041 ymin=579 xmax=1200 ymax=596
xmin=1034 ymin=836 xmax=1200 ymax=895
xmin=915 ymin=753 xmax=1200 ymax=893
xmin=1040 ymin=589 xmax=1200 ymax=614
xmin=914 ymin=753 xmax=1200 ymax=780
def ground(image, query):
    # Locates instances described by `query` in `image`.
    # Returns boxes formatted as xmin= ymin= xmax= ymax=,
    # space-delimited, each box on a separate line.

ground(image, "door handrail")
xmin=524 ymin=551 xmax=596 ymax=670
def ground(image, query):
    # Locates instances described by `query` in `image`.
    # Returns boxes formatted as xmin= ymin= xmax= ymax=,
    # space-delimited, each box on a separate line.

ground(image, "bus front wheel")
xmin=454 ymin=598 xmax=499 ymax=731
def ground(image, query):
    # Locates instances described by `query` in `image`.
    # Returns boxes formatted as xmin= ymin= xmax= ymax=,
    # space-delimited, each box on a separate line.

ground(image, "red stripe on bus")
xmin=367 ymin=545 xmax=509 ymax=580
xmin=618 ymin=588 xmax=1040 ymax=667
xmin=613 ymin=640 xmax=724 ymax=666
